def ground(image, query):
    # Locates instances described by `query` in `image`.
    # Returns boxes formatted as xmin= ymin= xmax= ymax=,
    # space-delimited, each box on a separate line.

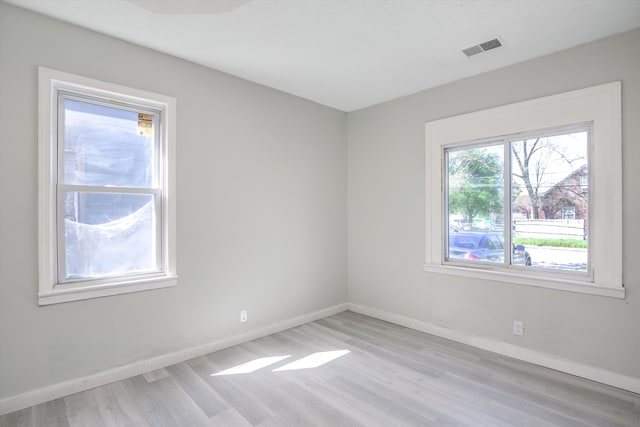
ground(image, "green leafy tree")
xmin=448 ymin=148 xmax=503 ymax=224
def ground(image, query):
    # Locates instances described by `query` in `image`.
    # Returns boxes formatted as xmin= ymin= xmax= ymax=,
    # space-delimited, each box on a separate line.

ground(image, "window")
xmin=38 ymin=67 xmax=177 ymax=305
xmin=425 ymin=82 xmax=622 ymax=298
xmin=562 ymin=207 xmax=576 ymax=220
xmin=445 ymin=125 xmax=589 ymax=273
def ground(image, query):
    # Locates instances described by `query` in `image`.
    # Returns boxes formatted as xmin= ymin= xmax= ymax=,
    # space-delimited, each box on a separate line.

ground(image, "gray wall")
xmin=0 ymin=3 xmax=347 ymax=399
xmin=348 ymin=28 xmax=640 ymax=379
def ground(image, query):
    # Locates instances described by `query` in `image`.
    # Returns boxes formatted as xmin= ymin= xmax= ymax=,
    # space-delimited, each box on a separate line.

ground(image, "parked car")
xmin=448 ymin=231 xmax=532 ymax=266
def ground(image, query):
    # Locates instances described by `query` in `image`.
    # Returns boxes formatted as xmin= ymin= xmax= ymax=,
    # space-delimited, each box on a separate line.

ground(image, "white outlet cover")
xmin=513 ymin=320 xmax=524 ymax=336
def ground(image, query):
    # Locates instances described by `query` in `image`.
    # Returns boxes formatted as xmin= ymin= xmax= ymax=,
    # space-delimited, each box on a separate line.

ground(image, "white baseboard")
xmin=3 ymin=301 xmax=637 ymax=416
xmin=0 ymin=303 xmax=349 ymax=416
xmin=348 ymin=303 xmax=640 ymax=395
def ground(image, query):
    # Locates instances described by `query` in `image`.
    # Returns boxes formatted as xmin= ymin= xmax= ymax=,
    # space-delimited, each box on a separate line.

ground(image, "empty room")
xmin=1 ymin=0 xmax=640 ymax=425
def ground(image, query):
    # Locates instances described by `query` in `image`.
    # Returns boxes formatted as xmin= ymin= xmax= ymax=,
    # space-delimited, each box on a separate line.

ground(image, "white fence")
xmin=514 ymin=219 xmax=585 ymax=240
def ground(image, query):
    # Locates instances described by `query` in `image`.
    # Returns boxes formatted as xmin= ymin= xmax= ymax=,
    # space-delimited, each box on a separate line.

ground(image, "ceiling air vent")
xmin=463 ymin=38 xmax=503 ymax=57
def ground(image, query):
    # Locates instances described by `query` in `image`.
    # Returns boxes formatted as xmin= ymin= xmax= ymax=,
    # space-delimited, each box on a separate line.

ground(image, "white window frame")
xmin=38 ymin=67 xmax=177 ymax=305
xmin=425 ymin=82 xmax=623 ymax=299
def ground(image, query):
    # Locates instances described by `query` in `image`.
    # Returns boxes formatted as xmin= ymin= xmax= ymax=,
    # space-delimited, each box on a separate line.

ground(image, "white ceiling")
xmin=6 ymin=0 xmax=640 ymax=111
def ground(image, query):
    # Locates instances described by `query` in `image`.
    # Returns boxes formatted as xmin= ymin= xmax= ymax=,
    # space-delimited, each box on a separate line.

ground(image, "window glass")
xmin=63 ymin=193 xmax=157 ymax=279
xmin=445 ymin=127 xmax=589 ymax=272
xmin=59 ymin=96 xmax=161 ymax=283
xmin=511 ymin=130 xmax=588 ymax=272
xmin=446 ymin=144 xmax=504 ymax=263
xmin=63 ymin=99 xmax=155 ymax=188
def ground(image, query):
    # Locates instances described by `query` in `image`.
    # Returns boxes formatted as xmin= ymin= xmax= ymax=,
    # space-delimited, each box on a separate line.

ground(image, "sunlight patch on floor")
xmin=273 ymin=350 xmax=350 ymax=371
xmin=212 ymin=355 xmax=291 ymax=376
xmin=211 ymin=350 xmax=351 ymax=376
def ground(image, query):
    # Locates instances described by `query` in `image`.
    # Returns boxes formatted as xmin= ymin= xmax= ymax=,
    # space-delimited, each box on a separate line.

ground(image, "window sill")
xmin=423 ymin=264 xmax=624 ymax=299
xmin=38 ymin=275 xmax=178 ymax=306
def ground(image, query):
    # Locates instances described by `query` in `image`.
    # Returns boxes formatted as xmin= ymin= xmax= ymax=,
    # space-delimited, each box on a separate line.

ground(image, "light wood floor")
xmin=2 ymin=311 xmax=639 ymax=426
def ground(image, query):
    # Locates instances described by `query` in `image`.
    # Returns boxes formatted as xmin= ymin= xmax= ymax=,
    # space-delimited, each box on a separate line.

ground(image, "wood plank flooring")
xmin=2 ymin=311 xmax=639 ymax=426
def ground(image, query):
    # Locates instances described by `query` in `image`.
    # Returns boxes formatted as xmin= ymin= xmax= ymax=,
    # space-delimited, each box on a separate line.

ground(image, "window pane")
xmin=447 ymin=144 xmax=504 ymax=263
xmin=64 ymin=192 xmax=158 ymax=279
xmin=511 ymin=130 xmax=588 ymax=271
xmin=63 ymin=99 xmax=155 ymax=187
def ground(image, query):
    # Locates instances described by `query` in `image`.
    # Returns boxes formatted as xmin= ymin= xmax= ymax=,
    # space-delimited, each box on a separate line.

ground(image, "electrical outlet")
xmin=513 ymin=320 xmax=524 ymax=336
xmin=240 ymin=310 xmax=248 ymax=323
